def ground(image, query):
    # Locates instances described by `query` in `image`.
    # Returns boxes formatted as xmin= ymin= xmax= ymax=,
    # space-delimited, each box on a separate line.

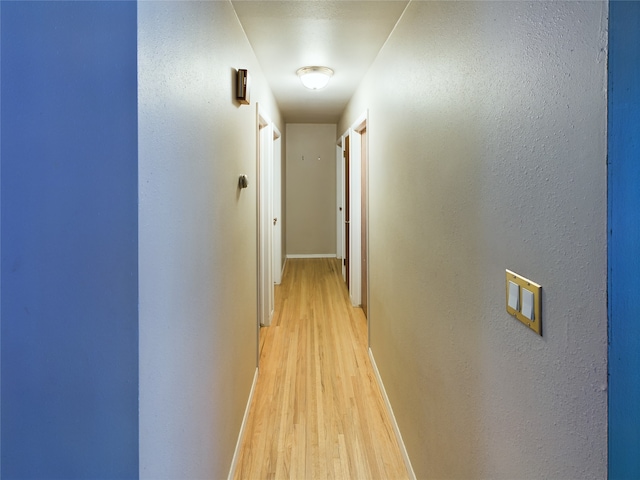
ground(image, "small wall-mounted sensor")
xmin=239 ymin=174 xmax=249 ymax=189
xmin=236 ymin=69 xmax=250 ymax=105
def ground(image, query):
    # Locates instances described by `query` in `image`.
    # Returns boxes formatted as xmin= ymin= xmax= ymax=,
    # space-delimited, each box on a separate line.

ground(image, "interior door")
xmin=336 ymin=143 xmax=343 ymax=268
xmin=360 ymin=127 xmax=368 ymax=318
xmin=272 ymin=127 xmax=282 ymax=285
xmin=258 ymin=111 xmax=274 ymax=327
xmin=344 ymin=135 xmax=350 ymax=289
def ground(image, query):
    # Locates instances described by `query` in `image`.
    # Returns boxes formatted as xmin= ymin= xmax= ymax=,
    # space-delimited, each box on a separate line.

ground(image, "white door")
xmin=258 ymin=108 xmax=274 ymax=327
xmin=336 ymin=142 xmax=343 ymax=267
xmin=340 ymin=113 xmax=368 ymax=308
xmin=272 ymin=126 xmax=283 ymax=285
xmin=349 ymin=128 xmax=362 ymax=307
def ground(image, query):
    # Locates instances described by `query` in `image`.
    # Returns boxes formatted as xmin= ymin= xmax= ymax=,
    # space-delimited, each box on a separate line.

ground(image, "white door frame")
xmin=272 ymin=126 xmax=283 ymax=285
xmin=336 ymin=139 xmax=344 ymax=272
xmin=349 ymin=128 xmax=362 ymax=307
xmin=257 ymin=105 xmax=274 ymax=328
xmin=340 ymin=111 xmax=368 ymax=308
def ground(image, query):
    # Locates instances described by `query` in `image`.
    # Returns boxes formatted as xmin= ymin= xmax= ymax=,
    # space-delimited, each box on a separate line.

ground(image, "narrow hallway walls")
xmin=138 ymin=1 xmax=281 ymax=477
xmin=339 ymin=2 xmax=608 ymax=478
xmin=1 ymin=2 xmax=138 ymax=477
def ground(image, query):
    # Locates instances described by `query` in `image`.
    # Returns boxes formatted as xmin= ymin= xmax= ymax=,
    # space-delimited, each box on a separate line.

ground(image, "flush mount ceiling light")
xmin=296 ymin=66 xmax=334 ymax=90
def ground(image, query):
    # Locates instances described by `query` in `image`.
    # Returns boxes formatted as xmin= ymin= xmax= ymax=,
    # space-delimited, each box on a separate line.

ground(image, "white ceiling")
xmin=232 ymin=0 xmax=409 ymax=124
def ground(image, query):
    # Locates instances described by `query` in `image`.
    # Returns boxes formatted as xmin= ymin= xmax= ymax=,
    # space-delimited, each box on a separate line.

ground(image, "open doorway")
xmin=339 ymin=113 xmax=369 ymax=335
xmin=257 ymin=106 xmax=278 ymax=362
xmin=360 ymin=126 xmax=368 ymax=319
xmin=344 ymin=135 xmax=351 ymax=289
xmin=272 ymin=126 xmax=283 ymax=286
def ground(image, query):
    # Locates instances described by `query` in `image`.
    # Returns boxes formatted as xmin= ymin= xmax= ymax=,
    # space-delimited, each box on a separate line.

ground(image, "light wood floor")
xmin=234 ymin=258 xmax=409 ymax=480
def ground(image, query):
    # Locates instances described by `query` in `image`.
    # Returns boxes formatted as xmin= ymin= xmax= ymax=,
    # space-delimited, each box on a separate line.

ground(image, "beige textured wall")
xmin=138 ymin=1 xmax=281 ymax=477
xmin=286 ymin=124 xmax=337 ymax=256
xmin=339 ymin=2 xmax=608 ymax=478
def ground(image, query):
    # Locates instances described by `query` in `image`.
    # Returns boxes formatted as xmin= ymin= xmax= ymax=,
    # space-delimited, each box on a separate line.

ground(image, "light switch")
xmin=508 ymin=281 xmax=520 ymax=310
xmin=521 ymin=288 xmax=534 ymax=320
xmin=505 ymin=269 xmax=542 ymax=336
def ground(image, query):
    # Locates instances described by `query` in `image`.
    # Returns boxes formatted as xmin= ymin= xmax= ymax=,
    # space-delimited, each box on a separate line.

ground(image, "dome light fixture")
xmin=296 ymin=66 xmax=334 ymax=90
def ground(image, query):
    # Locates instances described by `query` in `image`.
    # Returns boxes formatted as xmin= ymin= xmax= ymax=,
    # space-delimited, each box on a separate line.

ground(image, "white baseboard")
xmin=227 ymin=368 xmax=259 ymax=480
xmin=368 ymin=348 xmax=416 ymax=480
xmin=286 ymin=254 xmax=337 ymax=259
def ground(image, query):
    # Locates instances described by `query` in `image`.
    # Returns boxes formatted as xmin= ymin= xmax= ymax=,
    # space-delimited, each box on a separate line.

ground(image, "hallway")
xmin=1 ymin=1 xmax=620 ymax=478
xmin=234 ymin=259 xmax=408 ymax=479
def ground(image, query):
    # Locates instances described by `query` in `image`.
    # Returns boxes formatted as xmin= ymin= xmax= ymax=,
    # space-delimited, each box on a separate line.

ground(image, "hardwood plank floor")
xmin=234 ymin=258 xmax=409 ymax=480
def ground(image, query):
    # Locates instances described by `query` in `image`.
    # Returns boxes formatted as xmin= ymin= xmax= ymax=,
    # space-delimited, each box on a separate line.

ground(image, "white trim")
xmin=351 ymin=111 xmax=368 ymax=134
xmin=339 ymin=135 xmax=347 ymax=282
xmin=347 ymin=128 xmax=362 ymax=307
xmin=338 ymin=111 xmax=368 ymax=309
xmin=227 ymin=368 xmax=259 ymax=480
xmin=257 ymin=104 xmax=274 ymax=328
xmin=272 ymin=124 xmax=283 ymax=286
xmin=286 ymin=254 xmax=337 ymax=259
xmin=336 ymin=143 xmax=343 ymax=261
xmin=368 ymin=348 xmax=416 ymax=480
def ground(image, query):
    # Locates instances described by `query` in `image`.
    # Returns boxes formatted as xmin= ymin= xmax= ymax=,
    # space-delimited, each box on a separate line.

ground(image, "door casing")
xmin=339 ymin=112 xmax=369 ymax=337
xmin=257 ymin=106 xmax=274 ymax=332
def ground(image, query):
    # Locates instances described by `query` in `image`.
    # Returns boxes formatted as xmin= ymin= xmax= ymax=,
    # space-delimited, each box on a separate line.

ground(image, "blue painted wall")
xmin=608 ymin=2 xmax=640 ymax=478
xmin=1 ymin=1 xmax=138 ymax=478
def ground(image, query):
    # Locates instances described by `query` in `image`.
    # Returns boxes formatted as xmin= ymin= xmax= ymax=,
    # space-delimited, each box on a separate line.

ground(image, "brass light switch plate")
xmin=506 ymin=269 xmax=542 ymax=336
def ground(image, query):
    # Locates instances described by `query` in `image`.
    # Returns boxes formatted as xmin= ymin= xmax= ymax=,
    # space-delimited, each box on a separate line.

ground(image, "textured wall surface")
xmin=339 ymin=2 xmax=608 ymax=478
xmin=608 ymin=2 xmax=640 ymax=478
xmin=1 ymin=2 xmax=138 ymax=477
xmin=286 ymin=124 xmax=337 ymax=256
xmin=138 ymin=1 xmax=281 ymax=477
